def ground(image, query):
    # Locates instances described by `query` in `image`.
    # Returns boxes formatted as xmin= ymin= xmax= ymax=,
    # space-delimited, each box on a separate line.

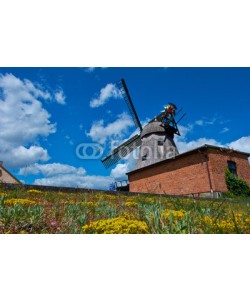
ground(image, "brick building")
xmin=127 ymin=144 xmax=250 ymax=197
xmin=0 ymin=161 xmax=21 ymax=184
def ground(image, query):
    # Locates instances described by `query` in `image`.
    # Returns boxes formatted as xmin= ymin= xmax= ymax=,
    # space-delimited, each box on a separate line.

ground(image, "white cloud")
xmin=65 ymin=135 xmax=74 ymax=145
xmin=110 ymin=149 xmax=138 ymax=180
xmin=86 ymin=112 xmax=134 ymax=144
xmin=110 ymin=163 xmax=129 ymax=180
xmin=227 ymin=136 xmax=250 ymax=153
xmin=175 ymin=123 xmax=222 ymax=153
xmin=195 ymin=120 xmax=204 ymax=126
xmin=0 ymin=73 xmax=56 ymax=148
xmin=19 ymin=161 xmax=112 ymax=190
xmin=176 ymin=138 xmax=223 ymax=154
xmin=0 ymin=73 xmax=57 ymax=168
xmin=0 ymin=146 xmax=50 ymax=169
xmin=178 ymin=124 xmax=193 ymax=138
xmin=177 ymin=123 xmax=250 ymax=155
xmin=54 ymin=90 xmax=66 ymax=105
xmin=220 ymin=127 xmax=229 ymax=133
xmin=23 ymin=79 xmax=51 ymax=100
xmin=19 ymin=163 xmax=86 ymax=177
xmin=34 ymin=173 xmax=112 ymax=190
xmin=195 ymin=117 xmax=217 ymax=126
xmin=89 ymin=83 xmax=122 ymax=108
xmin=206 ymin=118 xmax=217 ymax=125
xmin=174 ymin=122 xmax=224 ymax=153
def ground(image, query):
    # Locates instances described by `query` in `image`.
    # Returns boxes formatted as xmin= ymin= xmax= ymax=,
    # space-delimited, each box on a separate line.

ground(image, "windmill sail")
xmin=117 ymin=79 xmax=143 ymax=132
xmin=176 ymin=113 xmax=186 ymax=124
xmin=101 ymin=134 xmax=141 ymax=168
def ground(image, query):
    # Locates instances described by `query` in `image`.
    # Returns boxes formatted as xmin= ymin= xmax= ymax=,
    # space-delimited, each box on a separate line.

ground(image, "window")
xmin=0 ymin=169 xmax=2 ymax=177
xmin=227 ymin=161 xmax=237 ymax=178
xmin=158 ymin=140 xmax=164 ymax=146
xmin=142 ymin=154 xmax=147 ymax=161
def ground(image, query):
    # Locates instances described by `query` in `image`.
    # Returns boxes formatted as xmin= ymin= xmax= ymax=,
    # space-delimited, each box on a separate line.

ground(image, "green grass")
xmin=1 ymin=187 xmax=250 ymax=234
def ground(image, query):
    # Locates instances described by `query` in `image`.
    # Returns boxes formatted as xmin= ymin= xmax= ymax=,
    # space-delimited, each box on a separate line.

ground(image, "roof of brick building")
xmin=127 ymin=144 xmax=250 ymax=175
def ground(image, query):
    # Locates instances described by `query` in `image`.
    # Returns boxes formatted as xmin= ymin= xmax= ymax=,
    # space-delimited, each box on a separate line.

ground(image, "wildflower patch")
xmin=4 ymin=198 xmax=36 ymax=206
xmin=82 ymin=217 xmax=149 ymax=234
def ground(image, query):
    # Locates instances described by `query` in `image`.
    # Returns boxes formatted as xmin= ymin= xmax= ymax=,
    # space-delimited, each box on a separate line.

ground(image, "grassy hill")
xmin=1 ymin=186 xmax=250 ymax=234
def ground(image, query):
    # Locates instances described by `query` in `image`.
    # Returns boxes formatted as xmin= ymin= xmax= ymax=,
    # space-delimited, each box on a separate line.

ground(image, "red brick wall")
xmin=207 ymin=149 xmax=250 ymax=192
xmin=129 ymin=152 xmax=212 ymax=195
xmin=129 ymin=149 xmax=250 ymax=195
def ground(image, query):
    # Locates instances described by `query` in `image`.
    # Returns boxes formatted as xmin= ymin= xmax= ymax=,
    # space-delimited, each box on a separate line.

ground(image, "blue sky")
xmin=0 ymin=67 xmax=250 ymax=189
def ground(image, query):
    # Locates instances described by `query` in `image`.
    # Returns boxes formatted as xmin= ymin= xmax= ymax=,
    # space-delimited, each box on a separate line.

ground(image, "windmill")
xmin=101 ymin=79 xmax=186 ymax=170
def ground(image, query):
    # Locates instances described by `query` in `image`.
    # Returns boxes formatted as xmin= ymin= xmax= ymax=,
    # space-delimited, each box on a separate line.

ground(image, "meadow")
xmin=1 ymin=186 xmax=250 ymax=234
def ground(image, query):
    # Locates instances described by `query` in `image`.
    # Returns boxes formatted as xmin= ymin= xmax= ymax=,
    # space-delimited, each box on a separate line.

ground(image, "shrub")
xmin=225 ymin=169 xmax=250 ymax=196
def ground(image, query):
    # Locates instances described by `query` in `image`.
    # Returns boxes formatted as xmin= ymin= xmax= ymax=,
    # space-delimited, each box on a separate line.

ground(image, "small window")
xmin=0 ymin=169 xmax=2 ymax=177
xmin=228 ymin=161 xmax=237 ymax=178
xmin=142 ymin=154 xmax=147 ymax=161
xmin=158 ymin=141 xmax=164 ymax=146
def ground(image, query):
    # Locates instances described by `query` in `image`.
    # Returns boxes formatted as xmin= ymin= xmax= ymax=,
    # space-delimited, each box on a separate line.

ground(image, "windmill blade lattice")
xmin=101 ymin=134 xmax=141 ymax=168
xmin=117 ymin=79 xmax=143 ymax=132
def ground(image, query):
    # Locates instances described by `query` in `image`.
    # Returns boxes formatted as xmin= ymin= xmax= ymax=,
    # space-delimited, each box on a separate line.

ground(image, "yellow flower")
xmin=4 ymin=198 xmax=36 ymax=206
xmin=62 ymin=200 xmax=76 ymax=205
xmin=58 ymin=192 xmax=66 ymax=195
xmin=125 ymin=201 xmax=138 ymax=208
xmin=120 ymin=212 xmax=137 ymax=220
xmin=27 ymin=189 xmax=42 ymax=194
xmin=81 ymin=202 xmax=98 ymax=208
xmin=164 ymin=209 xmax=186 ymax=220
xmin=82 ymin=217 xmax=149 ymax=234
xmin=0 ymin=193 xmax=8 ymax=198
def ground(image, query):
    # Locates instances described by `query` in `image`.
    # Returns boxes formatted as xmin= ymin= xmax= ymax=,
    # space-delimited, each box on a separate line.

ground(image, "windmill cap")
xmin=168 ymin=102 xmax=177 ymax=109
xmin=141 ymin=121 xmax=167 ymax=138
